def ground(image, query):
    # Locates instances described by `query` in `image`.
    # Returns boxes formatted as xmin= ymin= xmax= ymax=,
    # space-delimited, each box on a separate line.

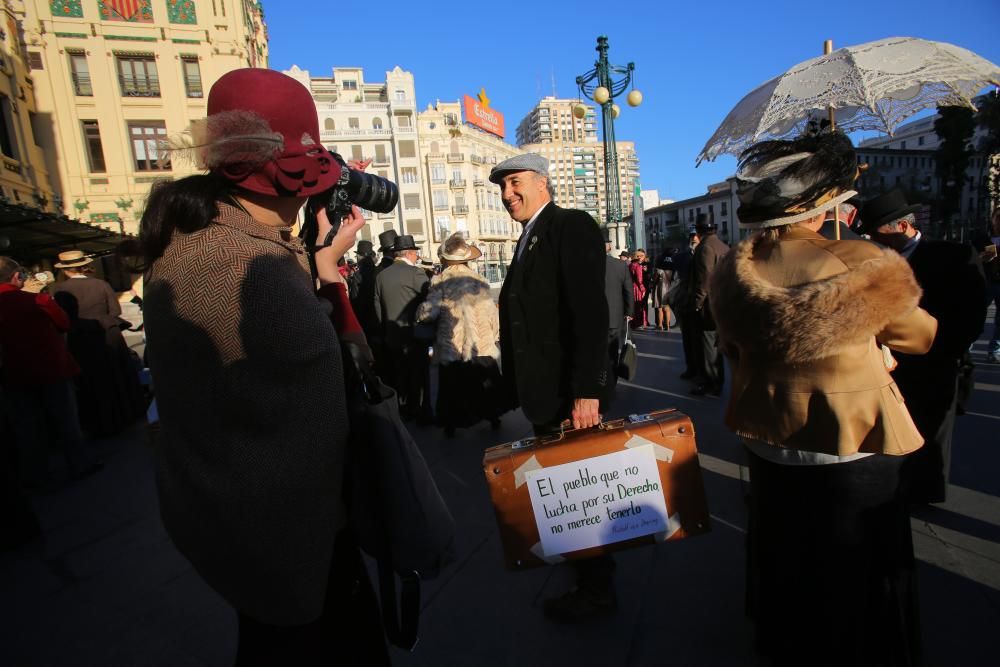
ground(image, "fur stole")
xmin=709 ymin=237 xmax=922 ymax=363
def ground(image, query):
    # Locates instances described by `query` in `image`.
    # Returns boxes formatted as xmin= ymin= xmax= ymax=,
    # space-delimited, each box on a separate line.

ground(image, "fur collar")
xmin=709 ymin=237 xmax=922 ymax=363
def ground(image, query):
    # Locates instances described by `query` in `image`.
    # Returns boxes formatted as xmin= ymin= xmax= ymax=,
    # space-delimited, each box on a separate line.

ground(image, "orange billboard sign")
xmin=463 ymin=94 xmax=505 ymax=138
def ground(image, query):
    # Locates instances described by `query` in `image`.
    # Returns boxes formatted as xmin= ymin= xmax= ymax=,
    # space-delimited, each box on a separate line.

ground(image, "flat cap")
xmin=489 ymin=153 xmax=549 ymax=184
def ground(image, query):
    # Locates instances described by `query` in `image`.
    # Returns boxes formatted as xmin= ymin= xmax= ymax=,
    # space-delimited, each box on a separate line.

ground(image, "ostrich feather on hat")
xmin=166 ymin=110 xmax=284 ymax=171
xmin=736 ymin=132 xmax=859 ymax=229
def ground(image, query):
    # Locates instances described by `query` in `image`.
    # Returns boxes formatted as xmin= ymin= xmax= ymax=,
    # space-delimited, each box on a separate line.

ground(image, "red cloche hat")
xmin=206 ymin=68 xmax=341 ymax=197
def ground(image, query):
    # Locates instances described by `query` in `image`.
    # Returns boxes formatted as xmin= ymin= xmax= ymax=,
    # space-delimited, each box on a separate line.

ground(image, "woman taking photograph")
xmin=710 ymin=132 xmax=937 ymax=667
xmin=417 ymin=233 xmax=506 ymax=437
xmin=121 ymin=69 xmax=387 ymax=665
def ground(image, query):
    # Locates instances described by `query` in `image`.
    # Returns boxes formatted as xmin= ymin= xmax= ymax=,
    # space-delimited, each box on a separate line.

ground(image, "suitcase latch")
xmin=511 ymin=439 xmax=535 ymax=450
xmin=628 ymin=413 xmax=653 ymax=424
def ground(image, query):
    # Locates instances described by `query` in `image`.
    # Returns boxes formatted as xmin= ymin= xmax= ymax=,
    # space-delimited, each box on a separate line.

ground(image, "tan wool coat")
xmin=417 ymin=263 xmax=499 ymax=365
xmin=709 ymin=226 xmax=938 ymax=457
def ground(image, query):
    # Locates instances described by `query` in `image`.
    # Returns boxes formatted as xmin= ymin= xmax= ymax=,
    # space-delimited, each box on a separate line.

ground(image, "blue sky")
xmin=266 ymin=0 xmax=1000 ymax=202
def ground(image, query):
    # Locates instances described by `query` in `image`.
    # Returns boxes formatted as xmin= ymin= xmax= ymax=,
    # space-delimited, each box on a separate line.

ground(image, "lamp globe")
xmin=593 ymin=86 xmax=610 ymax=104
xmin=627 ymin=90 xmax=643 ymax=107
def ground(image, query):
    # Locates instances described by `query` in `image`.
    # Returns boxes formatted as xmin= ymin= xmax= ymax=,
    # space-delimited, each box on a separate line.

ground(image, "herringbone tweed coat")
xmin=143 ymin=202 xmax=348 ymax=625
xmin=416 ymin=263 xmax=499 ymax=364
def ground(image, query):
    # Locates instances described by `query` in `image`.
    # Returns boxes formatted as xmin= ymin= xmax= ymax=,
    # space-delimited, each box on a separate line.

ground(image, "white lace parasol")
xmin=697 ymin=37 xmax=1000 ymax=164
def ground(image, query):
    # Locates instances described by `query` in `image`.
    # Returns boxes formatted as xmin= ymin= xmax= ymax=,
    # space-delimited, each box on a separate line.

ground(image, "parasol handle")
xmin=824 ymin=39 xmax=840 ymax=240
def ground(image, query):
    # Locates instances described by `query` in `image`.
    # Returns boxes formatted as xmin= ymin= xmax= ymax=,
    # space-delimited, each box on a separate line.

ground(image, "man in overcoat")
xmin=492 ymin=153 xmax=611 ymax=622
xmin=689 ymin=214 xmax=729 ymax=396
xmin=604 ymin=236 xmax=634 ymax=397
xmin=374 ymin=234 xmax=430 ymax=419
xmin=375 ymin=229 xmax=398 ymax=274
xmin=862 ymin=189 xmax=988 ymax=503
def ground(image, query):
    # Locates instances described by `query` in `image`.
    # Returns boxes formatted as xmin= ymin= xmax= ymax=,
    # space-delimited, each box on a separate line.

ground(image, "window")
xmin=324 ymin=118 xmax=335 ymax=130
xmin=348 ymin=117 xmax=360 ymax=129
xmin=395 ymin=114 xmax=411 ymax=128
xmin=27 ymin=52 xmax=43 ymax=70
xmin=918 ymin=136 xmax=925 ymax=146
xmin=721 ymin=201 xmax=728 ymax=216
xmin=0 ymin=96 xmax=17 ymax=159
xmin=404 ymin=193 xmax=420 ymax=210
xmin=81 ymin=120 xmax=106 ymax=173
xmin=430 ymin=163 xmax=445 ymax=183
xmin=374 ymin=145 xmax=387 ymax=164
xmin=398 ymin=140 xmax=415 ymax=158
xmin=69 ymin=53 xmax=92 ymax=96
xmin=372 ymin=118 xmax=383 ymax=130
xmin=401 ymin=167 xmax=418 ymax=184
xmin=182 ymin=57 xmax=203 ymax=98
xmin=350 ymin=144 xmax=363 ymax=160
xmin=900 ymin=141 xmax=906 ymax=150
xmin=394 ymin=89 xmax=406 ymax=101
xmin=117 ymin=55 xmax=160 ymax=97
xmin=688 ymin=210 xmax=694 ymax=222
xmin=436 ymin=216 xmax=451 ymax=240
xmin=342 ymin=80 xmax=358 ymax=90
xmin=128 ymin=121 xmax=169 ymax=171
xmin=433 ymin=190 xmax=448 ymax=209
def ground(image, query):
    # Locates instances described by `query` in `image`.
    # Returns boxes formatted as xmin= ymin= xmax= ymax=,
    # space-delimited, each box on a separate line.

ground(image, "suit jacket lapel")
xmin=516 ymin=203 xmax=556 ymax=288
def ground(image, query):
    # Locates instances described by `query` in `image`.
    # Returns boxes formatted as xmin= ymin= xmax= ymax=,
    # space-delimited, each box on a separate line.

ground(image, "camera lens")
xmin=344 ymin=169 xmax=398 ymax=214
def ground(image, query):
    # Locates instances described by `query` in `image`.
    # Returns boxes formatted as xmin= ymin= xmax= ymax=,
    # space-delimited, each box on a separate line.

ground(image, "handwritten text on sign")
xmin=525 ymin=445 xmax=669 ymax=557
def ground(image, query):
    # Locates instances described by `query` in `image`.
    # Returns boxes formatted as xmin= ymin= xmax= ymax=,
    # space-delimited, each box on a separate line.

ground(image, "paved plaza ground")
xmin=3 ymin=325 xmax=999 ymax=666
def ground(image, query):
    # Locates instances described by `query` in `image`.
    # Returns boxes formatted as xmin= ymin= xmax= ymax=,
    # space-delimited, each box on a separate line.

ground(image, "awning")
xmin=0 ymin=202 xmax=128 ymax=264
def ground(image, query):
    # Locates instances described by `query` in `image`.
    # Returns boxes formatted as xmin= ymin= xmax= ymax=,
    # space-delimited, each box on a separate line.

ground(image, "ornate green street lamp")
xmin=576 ymin=35 xmax=641 ymax=251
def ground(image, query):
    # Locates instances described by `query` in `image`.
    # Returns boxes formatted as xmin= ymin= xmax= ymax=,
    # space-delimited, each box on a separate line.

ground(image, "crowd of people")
xmin=2 ymin=67 xmax=998 ymax=666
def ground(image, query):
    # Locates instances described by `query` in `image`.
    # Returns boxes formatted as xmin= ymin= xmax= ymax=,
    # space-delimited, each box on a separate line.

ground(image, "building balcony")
xmin=434 ymin=203 xmax=449 ymax=211
xmin=453 ymin=205 xmax=469 ymax=214
xmin=321 ymin=128 xmax=393 ymax=140
xmin=119 ymin=76 xmax=160 ymax=97
xmin=184 ymin=76 xmax=204 ymax=98
xmin=447 ymin=153 xmax=465 ymax=163
xmin=473 ymin=179 xmax=485 ymax=187
xmin=72 ymin=73 xmax=93 ymax=96
xmin=431 ymin=177 xmax=447 ymax=185
xmin=470 ymin=154 xmax=484 ymax=164
xmin=449 ymin=179 xmax=466 ymax=188
xmin=395 ymin=126 xmax=416 ymax=135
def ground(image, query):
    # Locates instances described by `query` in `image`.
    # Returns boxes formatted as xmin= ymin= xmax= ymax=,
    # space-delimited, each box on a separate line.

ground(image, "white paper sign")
xmin=524 ymin=445 xmax=670 ymax=557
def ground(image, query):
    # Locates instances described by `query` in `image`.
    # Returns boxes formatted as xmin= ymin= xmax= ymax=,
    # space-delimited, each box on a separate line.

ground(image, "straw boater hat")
xmin=438 ymin=233 xmax=482 ymax=263
xmin=54 ymin=250 xmax=93 ymax=269
xmin=171 ymin=69 xmax=341 ymax=197
xmin=735 ymin=132 xmax=859 ymax=230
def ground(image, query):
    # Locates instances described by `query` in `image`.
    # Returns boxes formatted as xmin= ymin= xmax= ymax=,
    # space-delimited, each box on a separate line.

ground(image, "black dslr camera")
xmin=301 ymin=152 xmax=399 ymax=247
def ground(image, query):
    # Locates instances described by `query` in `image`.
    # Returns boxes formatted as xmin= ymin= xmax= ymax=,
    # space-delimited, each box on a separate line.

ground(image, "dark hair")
xmin=0 ymin=255 xmax=22 ymax=283
xmin=118 ymin=173 xmax=233 ymax=272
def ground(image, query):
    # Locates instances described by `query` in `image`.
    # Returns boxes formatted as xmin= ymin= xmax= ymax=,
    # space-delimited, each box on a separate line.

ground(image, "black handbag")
xmin=347 ymin=363 xmax=456 ymax=650
xmin=617 ymin=322 xmax=638 ymax=380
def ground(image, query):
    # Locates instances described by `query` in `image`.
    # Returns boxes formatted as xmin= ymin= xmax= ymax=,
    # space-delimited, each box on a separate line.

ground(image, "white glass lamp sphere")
xmin=573 ymin=103 xmax=588 ymax=119
xmin=627 ymin=89 xmax=643 ymax=107
xmin=593 ymin=86 xmax=610 ymax=104
xmin=611 ymin=103 xmax=621 ymax=119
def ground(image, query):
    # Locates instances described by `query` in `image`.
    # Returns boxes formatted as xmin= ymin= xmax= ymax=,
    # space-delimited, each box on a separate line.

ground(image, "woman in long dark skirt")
xmin=709 ymin=132 xmax=937 ymax=666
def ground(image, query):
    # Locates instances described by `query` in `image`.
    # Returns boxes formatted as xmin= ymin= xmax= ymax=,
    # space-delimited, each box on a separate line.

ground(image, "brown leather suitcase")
xmin=483 ymin=409 xmax=710 ymax=569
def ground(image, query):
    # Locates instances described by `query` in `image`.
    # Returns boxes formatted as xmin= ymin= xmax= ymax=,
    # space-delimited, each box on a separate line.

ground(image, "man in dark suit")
xmin=375 ymin=229 xmax=397 ymax=275
xmin=351 ymin=240 xmax=379 ymax=340
xmin=689 ymin=214 xmax=729 ymax=396
xmin=604 ymin=235 xmax=634 ymax=398
xmin=374 ymin=234 xmax=430 ymax=419
xmin=492 ymin=153 xmax=611 ymax=622
xmin=671 ymin=230 xmax=700 ymax=379
xmin=863 ymin=189 xmax=988 ymax=503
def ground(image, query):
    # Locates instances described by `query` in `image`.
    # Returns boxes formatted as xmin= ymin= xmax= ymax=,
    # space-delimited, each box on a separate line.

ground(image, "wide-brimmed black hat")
xmin=694 ymin=213 xmax=716 ymax=231
xmin=356 ymin=240 xmax=374 ymax=256
xmin=393 ymin=234 xmax=418 ymax=252
xmin=378 ymin=229 xmax=398 ymax=252
xmin=859 ymin=189 xmax=923 ymax=233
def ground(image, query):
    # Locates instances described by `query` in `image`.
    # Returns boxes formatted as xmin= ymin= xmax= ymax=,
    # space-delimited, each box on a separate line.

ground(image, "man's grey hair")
xmin=889 ymin=213 xmax=917 ymax=228
xmin=0 ymin=256 xmax=22 ymax=283
xmin=544 ymin=175 xmax=555 ymax=198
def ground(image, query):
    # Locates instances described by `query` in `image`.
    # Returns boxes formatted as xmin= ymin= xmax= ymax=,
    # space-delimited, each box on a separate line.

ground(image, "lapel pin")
xmin=528 ymin=235 xmax=538 ymax=252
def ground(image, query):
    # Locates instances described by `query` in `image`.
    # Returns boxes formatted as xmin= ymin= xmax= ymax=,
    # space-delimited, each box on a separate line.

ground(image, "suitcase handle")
xmin=533 ymin=409 xmax=681 ymax=445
